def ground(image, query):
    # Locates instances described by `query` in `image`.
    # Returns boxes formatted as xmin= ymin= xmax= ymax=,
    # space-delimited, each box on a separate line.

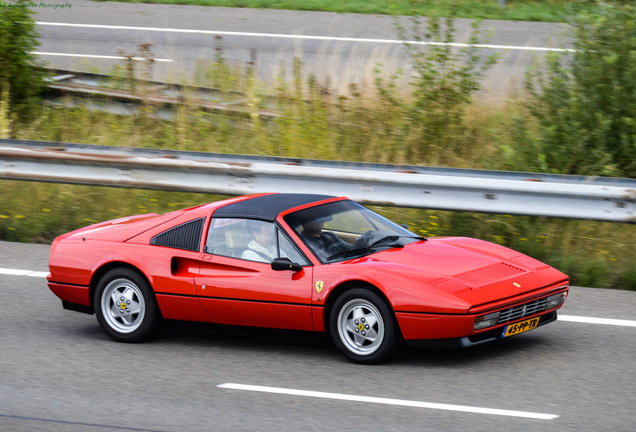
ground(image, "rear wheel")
xmin=330 ymin=288 xmax=397 ymax=364
xmin=94 ymin=268 xmax=159 ymax=342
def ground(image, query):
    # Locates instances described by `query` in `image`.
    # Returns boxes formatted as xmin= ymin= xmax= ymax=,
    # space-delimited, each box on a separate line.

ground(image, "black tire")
xmin=329 ymin=288 xmax=398 ymax=364
xmin=94 ymin=268 xmax=160 ymax=342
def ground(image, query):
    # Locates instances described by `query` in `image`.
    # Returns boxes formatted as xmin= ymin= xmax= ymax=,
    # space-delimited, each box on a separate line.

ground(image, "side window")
xmin=278 ymin=230 xmax=310 ymax=266
xmin=205 ymin=218 xmax=249 ymax=258
xmin=205 ymin=218 xmax=309 ymax=265
xmin=240 ymin=220 xmax=278 ymax=263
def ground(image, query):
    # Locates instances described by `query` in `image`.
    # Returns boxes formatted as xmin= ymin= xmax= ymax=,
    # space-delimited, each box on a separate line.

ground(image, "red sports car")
xmin=48 ymin=193 xmax=569 ymax=363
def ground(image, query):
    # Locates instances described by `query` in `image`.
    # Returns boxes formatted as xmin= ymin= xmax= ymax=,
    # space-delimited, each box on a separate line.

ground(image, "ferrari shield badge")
xmin=315 ymin=281 xmax=324 ymax=293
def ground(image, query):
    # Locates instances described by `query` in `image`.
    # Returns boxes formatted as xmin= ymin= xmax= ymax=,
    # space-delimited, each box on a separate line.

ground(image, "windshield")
xmin=284 ymin=200 xmax=422 ymax=263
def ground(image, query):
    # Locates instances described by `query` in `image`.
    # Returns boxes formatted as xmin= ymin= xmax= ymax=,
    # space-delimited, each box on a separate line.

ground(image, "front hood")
xmin=367 ymin=237 xmax=567 ymax=298
xmin=371 ymin=239 xmax=524 ymax=283
xmin=326 ymin=237 xmax=568 ymax=314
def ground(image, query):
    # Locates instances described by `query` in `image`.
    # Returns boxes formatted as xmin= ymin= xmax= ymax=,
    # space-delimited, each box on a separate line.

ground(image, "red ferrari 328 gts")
xmin=48 ymin=193 xmax=569 ymax=363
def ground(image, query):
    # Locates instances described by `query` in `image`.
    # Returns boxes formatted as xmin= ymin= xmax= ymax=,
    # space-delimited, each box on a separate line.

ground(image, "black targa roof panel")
xmin=212 ymin=193 xmax=336 ymax=221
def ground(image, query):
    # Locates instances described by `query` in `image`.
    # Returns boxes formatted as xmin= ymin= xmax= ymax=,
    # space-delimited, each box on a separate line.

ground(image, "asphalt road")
xmin=34 ymin=1 xmax=572 ymax=99
xmin=1 ymin=240 xmax=635 ymax=431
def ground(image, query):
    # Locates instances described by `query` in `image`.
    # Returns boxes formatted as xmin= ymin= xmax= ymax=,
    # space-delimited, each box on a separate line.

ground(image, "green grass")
xmin=104 ymin=0 xmax=600 ymax=22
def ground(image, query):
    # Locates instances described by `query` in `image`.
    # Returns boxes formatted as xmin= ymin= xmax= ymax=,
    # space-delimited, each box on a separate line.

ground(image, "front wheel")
xmin=94 ymin=268 xmax=160 ymax=342
xmin=330 ymin=288 xmax=398 ymax=364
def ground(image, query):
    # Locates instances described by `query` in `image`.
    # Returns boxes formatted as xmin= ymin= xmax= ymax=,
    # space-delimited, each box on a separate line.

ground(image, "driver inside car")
xmin=241 ymin=220 xmax=278 ymax=263
xmin=300 ymin=214 xmax=351 ymax=261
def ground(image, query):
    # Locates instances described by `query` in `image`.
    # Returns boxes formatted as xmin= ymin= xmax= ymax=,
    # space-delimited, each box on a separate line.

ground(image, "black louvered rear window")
xmin=150 ymin=218 xmax=205 ymax=252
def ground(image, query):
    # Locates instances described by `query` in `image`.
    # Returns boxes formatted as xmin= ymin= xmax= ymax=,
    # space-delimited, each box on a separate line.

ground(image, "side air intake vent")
xmin=151 ymin=218 xmax=205 ymax=252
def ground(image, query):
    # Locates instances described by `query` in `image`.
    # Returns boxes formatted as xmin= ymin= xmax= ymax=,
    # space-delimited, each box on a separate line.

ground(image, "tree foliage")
xmin=376 ymin=16 xmax=497 ymax=163
xmin=525 ymin=2 xmax=636 ymax=178
xmin=0 ymin=0 xmax=45 ymax=118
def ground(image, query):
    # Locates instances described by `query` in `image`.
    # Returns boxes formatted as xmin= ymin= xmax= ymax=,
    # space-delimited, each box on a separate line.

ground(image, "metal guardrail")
xmin=43 ymin=69 xmax=279 ymax=120
xmin=1 ymin=139 xmax=634 ymax=223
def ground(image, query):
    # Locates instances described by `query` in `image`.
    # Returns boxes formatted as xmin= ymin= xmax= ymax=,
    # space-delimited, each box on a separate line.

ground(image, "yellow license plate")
xmin=501 ymin=317 xmax=540 ymax=337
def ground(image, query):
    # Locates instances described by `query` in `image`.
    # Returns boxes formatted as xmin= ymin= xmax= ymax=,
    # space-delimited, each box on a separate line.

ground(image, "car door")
xmin=194 ymin=218 xmax=314 ymax=330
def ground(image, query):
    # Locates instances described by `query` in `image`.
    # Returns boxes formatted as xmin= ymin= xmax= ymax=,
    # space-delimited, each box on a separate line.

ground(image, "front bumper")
xmin=404 ymin=310 xmax=557 ymax=349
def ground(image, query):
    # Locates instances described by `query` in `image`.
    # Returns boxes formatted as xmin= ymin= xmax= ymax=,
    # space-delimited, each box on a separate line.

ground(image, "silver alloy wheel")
xmin=337 ymin=298 xmax=385 ymax=356
xmin=100 ymin=278 xmax=146 ymax=334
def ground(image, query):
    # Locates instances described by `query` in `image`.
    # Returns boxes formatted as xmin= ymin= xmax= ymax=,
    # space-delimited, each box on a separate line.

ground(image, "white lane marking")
xmin=0 ymin=268 xmax=49 ymax=278
xmin=218 ymin=383 xmax=558 ymax=420
xmin=31 ymin=52 xmax=174 ymax=62
xmin=560 ymin=315 xmax=636 ymax=328
xmin=37 ymin=21 xmax=574 ymax=53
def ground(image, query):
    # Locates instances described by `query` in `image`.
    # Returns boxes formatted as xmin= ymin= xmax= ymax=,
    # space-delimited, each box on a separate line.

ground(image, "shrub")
xmin=376 ymin=16 xmax=498 ymax=164
xmin=525 ymin=2 xmax=636 ymax=178
xmin=0 ymin=0 xmax=46 ymax=120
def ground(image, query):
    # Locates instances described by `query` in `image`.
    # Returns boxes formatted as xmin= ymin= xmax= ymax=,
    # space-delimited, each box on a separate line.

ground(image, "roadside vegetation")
xmin=0 ymin=2 xmax=634 ymax=289
xmin=0 ymin=0 xmax=45 ymax=122
xmin=107 ymin=0 xmax=600 ymax=23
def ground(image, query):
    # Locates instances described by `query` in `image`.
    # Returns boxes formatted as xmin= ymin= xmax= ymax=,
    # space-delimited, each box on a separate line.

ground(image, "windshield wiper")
xmin=326 ymin=236 xmax=410 ymax=262
xmin=325 ymin=235 xmax=424 ymax=262
xmin=325 ymin=248 xmax=376 ymax=262
xmin=367 ymin=235 xmax=400 ymax=248
xmin=367 ymin=235 xmax=425 ymax=248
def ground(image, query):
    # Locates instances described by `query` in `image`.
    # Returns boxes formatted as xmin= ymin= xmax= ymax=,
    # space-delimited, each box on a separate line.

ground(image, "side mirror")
xmin=271 ymin=257 xmax=303 ymax=272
